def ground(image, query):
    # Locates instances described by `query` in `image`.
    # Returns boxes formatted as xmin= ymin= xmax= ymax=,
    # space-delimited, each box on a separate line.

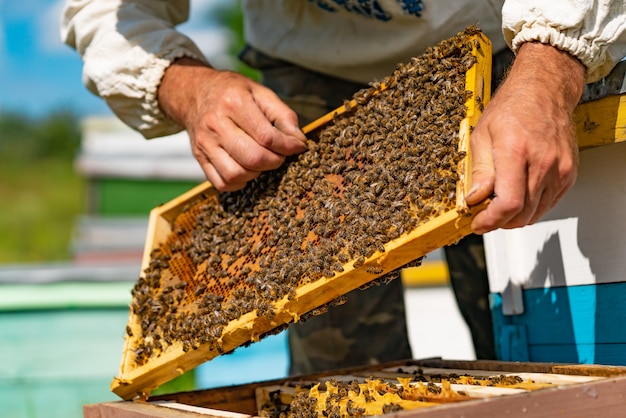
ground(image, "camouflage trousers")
xmin=240 ymin=46 xmax=514 ymax=375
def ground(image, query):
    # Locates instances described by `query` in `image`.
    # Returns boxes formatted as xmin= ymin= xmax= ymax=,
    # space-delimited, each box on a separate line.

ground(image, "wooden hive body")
xmin=112 ymin=28 xmax=493 ymax=400
xmin=89 ymin=359 xmax=626 ymax=417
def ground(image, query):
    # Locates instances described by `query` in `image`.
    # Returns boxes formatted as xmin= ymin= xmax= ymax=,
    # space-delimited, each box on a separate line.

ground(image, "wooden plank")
xmin=380 ymin=366 xmax=603 ymax=384
xmin=409 ymin=358 xmax=626 ymax=377
xmin=84 ymin=401 xmax=208 ymax=418
xmin=153 ymin=402 xmax=253 ymax=417
xmin=149 ymin=382 xmax=263 ymax=416
xmin=83 ymin=404 xmax=103 ymax=418
xmin=402 ymin=374 xmax=626 ymax=417
xmin=575 ymin=94 xmax=626 ymax=150
xmin=457 ymin=31 xmax=491 ymax=209
xmin=380 ymin=366 xmax=604 ymax=390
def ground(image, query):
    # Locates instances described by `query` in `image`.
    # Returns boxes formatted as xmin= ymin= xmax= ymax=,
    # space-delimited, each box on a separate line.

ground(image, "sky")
xmin=0 ymin=0 xmax=231 ymax=118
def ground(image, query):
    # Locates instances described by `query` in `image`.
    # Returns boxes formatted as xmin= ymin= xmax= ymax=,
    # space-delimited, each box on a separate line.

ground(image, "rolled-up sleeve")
xmin=61 ymin=0 xmax=208 ymax=138
xmin=502 ymin=0 xmax=626 ymax=83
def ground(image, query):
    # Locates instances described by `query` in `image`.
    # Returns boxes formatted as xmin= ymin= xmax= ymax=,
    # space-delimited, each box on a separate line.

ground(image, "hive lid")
xmin=111 ymin=28 xmax=493 ymax=400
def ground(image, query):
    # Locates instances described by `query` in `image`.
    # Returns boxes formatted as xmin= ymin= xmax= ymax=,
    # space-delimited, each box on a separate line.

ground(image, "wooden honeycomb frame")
xmin=252 ymin=361 xmax=621 ymax=417
xmin=111 ymin=32 xmax=493 ymax=400
xmin=87 ymin=360 xmax=626 ymax=417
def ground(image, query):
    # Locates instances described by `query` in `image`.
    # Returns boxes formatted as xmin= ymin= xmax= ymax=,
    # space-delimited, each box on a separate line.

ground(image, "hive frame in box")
xmin=111 ymin=33 xmax=493 ymax=400
xmin=89 ymin=359 xmax=626 ymax=417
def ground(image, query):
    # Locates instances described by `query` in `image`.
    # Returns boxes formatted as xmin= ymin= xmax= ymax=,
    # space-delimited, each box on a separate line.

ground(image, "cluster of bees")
xmin=261 ymin=372 xmax=527 ymax=418
xmin=128 ymin=26 xmax=482 ymax=366
xmin=266 ymin=377 xmax=462 ymax=418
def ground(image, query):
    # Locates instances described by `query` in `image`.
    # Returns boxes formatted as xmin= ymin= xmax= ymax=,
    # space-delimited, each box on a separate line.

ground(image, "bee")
xmin=322 ymin=268 xmax=335 ymax=278
xmin=353 ymin=256 xmax=365 ymax=268
xmin=194 ymin=284 xmax=207 ymax=297
xmin=476 ymin=95 xmax=484 ymax=111
xmin=366 ymin=266 xmax=384 ymax=275
xmin=332 ymin=262 xmax=345 ymax=273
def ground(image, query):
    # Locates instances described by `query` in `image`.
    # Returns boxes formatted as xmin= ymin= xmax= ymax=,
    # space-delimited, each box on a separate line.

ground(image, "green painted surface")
xmin=0 ymin=308 xmax=129 ymax=418
xmin=0 ymin=283 xmax=196 ymax=418
xmin=0 ymin=282 xmax=133 ymax=311
xmin=94 ymin=179 xmax=200 ymax=215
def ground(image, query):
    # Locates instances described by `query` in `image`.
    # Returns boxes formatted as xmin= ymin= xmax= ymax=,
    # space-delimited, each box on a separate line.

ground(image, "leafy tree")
xmin=0 ymin=110 xmax=81 ymax=161
xmin=0 ymin=110 xmax=83 ymax=262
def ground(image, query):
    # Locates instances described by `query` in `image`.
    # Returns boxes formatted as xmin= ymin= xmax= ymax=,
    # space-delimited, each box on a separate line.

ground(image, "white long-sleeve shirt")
xmin=61 ymin=0 xmax=626 ymax=138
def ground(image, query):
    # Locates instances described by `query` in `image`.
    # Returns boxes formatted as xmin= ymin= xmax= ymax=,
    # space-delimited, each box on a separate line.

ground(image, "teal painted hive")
xmin=485 ymin=141 xmax=626 ymax=366
xmin=490 ymin=283 xmax=626 ymax=365
xmin=0 ymin=270 xmax=133 ymax=418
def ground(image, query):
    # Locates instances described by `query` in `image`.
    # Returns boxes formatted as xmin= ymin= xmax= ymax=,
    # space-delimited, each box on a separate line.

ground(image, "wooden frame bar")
xmin=111 ymin=33 xmax=494 ymax=400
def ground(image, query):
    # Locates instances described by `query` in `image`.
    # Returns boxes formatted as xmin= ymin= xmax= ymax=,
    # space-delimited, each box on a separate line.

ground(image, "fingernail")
xmin=466 ymin=182 xmax=480 ymax=199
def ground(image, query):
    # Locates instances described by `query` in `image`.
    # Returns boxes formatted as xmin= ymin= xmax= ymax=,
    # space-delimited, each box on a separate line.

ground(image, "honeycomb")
xmin=113 ymin=26 xmax=492 ymax=399
xmin=259 ymin=373 xmax=530 ymax=418
xmin=268 ymin=378 xmax=463 ymax=417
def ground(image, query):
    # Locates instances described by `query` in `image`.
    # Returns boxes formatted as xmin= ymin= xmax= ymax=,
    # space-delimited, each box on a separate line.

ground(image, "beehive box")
xmin=485 ymin=64 xmax=626 ymax=365
xmin=111 ymin=27 xmax=493 ymax=400
xmin=87 ymin=359 xmax=626 ymax=417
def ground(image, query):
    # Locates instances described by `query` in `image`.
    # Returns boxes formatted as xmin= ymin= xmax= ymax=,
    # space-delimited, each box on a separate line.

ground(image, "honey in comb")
xmin=260 ymin=372 xmax=528 ymax=418
xmin=129 ymin=26 xmax=482 ymax=366
xmin=269 ymin=377 xmax=463 ymax=418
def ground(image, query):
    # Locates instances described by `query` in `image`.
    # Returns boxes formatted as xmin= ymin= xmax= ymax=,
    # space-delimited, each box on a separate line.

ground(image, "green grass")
xmin=0 ymin=157 xmax=84 ymax=263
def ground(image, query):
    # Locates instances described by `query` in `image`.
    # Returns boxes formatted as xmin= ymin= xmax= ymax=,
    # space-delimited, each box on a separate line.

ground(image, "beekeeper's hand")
xmin=158 ymin=57 xmax=307 ymax=191
xmin=466 ymin=42 xmax=585 ymax=234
